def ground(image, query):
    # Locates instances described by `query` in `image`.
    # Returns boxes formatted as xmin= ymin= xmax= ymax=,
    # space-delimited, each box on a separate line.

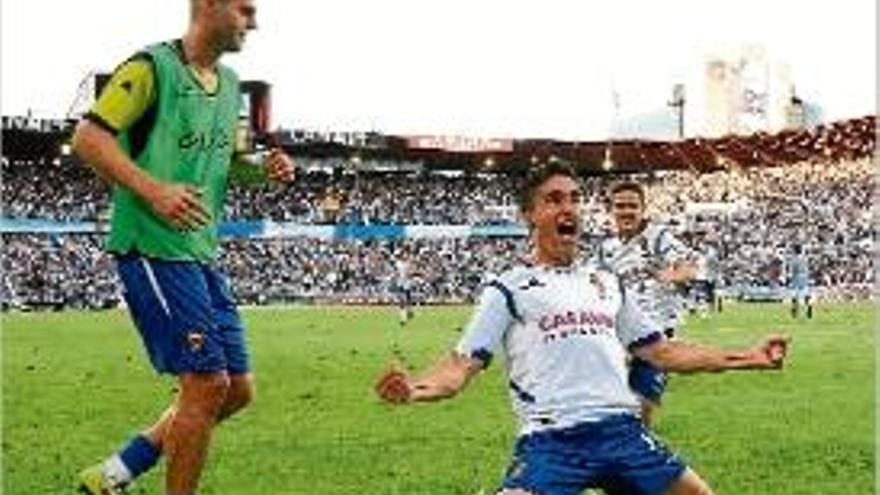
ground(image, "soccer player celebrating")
xmin=597 ymin=181 xmax=697 ymax=426
xmin=375 ymin=162 xmax=788 ymax=495
xmin=72 ymin=1 xmax=294 ymax=494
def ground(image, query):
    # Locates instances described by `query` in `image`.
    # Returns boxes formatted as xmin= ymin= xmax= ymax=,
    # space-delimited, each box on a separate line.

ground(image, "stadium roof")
xmin=273 ymin=115 xmax=876 ymax=174
xmin=2 ymin=115 xmax=875 ymax=175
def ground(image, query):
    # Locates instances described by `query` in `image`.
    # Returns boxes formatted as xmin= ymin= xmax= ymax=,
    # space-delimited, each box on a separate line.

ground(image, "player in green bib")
xmin=72 ymin=1 xmax=294 ymax=494
xmin=105 ymin=38 xmax=241 ymax=262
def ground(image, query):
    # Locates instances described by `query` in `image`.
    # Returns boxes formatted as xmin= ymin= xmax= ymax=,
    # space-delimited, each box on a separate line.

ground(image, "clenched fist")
xmin=375 ymin=367 xmax=412 ymax=404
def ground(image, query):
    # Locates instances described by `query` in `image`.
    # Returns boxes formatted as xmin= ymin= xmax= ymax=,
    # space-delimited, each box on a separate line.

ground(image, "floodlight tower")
xmin=668 ymin=83 xmax=686 ymax=139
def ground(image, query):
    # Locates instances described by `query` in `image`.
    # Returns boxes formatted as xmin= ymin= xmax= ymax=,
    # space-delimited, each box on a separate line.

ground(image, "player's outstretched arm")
xmin=633 ymin=334 xmax=789 ymax=373
xmin=374 ymin=352 xmax=483 ymax=405
xmin=658 ymin=259 xmax=698 ymax=285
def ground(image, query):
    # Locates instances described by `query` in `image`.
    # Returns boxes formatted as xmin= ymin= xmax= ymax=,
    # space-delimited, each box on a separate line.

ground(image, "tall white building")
xmin=686 ymin=44 xmax=802 ymax=137
xmin=611 ymin=44 xmax=821 ymax=140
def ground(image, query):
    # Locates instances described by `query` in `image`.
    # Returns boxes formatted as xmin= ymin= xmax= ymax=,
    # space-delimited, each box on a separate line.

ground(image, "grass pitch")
xmin=2 ymin=301 xmax=874 ymax=494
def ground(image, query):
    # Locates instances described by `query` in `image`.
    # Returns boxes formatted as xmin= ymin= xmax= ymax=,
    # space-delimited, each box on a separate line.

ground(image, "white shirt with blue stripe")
xmin=455 ymin=261 xmax=663 ymax=436
xmin=598 ymin=222 xmax=692 ymax=330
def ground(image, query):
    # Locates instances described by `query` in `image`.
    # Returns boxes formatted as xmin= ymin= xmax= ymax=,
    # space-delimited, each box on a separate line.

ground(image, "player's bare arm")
xmin=657 ymin=259 xmax=698 ymax=284
xmin=633 ymin=334 xmax=789 ymax=373
xmin=375 ymin=352 xmax=483 ymax=404
xmin=73 ymin=121 xmax=211 ymax=231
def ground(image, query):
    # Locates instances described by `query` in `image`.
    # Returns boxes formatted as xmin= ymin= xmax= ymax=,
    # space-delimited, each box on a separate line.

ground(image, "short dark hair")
xmin=609 ymin=180 xmax=645 ymax=205
xmin=517 ymin=161 xmax=579 ymax=213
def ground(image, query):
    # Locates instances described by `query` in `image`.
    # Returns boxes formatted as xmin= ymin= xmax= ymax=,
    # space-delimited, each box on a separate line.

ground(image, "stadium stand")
xmin=1 ymin=115 xmax=875 ymax=309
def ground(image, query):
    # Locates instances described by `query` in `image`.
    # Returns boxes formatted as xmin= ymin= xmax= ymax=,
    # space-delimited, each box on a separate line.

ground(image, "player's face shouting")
xmin=611 ymin=190 xmax=645 ymax=238
xmin=526 ymin=174 xmax=582 ymax=266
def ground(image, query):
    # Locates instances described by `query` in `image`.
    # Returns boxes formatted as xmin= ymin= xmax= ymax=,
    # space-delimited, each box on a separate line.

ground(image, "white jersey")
xmin=597 ymin=222 xmax=691 ymax=330
xmin=695 ymin=245 xmax=718 ymax=283
xmin=394 ymin=259 xmax=412 ymax=290
xmin=455 ymin=261 xmax=663 ymax=436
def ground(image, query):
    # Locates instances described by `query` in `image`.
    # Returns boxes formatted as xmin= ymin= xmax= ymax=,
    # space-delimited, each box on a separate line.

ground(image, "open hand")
xmin=147 ymin=183 xmax=211 ymax=231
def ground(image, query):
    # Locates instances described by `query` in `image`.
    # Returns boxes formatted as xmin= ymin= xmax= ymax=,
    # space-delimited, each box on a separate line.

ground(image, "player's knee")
xmin=179 ymin=372 xmax=231 ymax=416
xmin=668 ymin=468 xmax=715 ymax=495
xmin=226 ymin=375 xmax=255 ymax=414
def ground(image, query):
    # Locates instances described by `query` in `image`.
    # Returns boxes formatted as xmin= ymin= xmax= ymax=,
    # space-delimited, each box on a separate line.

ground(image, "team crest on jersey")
xmin=187 ymin=330 xmax=205 ymax=352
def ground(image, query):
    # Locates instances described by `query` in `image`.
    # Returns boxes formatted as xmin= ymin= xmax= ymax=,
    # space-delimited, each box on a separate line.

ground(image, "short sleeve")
xmin=85 ymin=58 xmax=156 ymax=134
xmin=658 ymin=230 xmax=692 ymax=264
xmin=615 ymin=287 xmax=664 ymax=350
xmin=454 ymin=282 xmax=516 ymax=369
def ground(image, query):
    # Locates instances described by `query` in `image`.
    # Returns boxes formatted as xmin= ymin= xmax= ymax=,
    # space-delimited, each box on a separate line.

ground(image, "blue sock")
xmin=118 ymin=434 xmax=162 ymax=478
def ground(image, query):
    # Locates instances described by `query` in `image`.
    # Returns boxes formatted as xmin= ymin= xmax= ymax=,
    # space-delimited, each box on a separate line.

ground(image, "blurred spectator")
xmin=0 ymin=234 xmax=528 ymax=308
xmin=1 ymin=233 xmax=118 ymax=310
xmin=1 ymin=146 xmax=874 ymax=308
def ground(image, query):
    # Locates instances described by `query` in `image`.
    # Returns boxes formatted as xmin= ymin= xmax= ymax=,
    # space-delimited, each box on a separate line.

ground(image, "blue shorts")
xmin=116 ymin=253 xmax=250 ymax=375
xmin=501 ymin=415 xmax=686 ymax=495
xmin=629 ymin=327 xmax=674 ymax=404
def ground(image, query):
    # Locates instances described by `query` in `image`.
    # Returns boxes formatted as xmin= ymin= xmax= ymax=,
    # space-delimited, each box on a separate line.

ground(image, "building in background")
xmin=687 ymin=44 xmax=823 ymax=137
xmin=613 ymin=44 xmax=824 ymax=140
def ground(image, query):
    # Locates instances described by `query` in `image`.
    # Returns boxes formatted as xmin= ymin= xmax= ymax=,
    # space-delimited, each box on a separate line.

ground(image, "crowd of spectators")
xmin=2 ymin=156 xmax=520 ymax=225
xmin=223 ymin=170 xmax=519 ymax=225
xmin=2 ymin=233 xmax=117 ymax=310
xmin=619 ymin=158 xmax=874 ymax=297
xmin=1 ymin=234 xmax=529 ymax=309
xmin=672 ymin=159 xmax=872 ymax=295
xmin=1 ymin=139 xmax=874 ymax=309
xmin=1 ymin=155 xmax=873 ymax=309
xmin=2 ymin=158 xmax=110 ymax=220
xmin=220 ymin=237 xmax=524 ymax=305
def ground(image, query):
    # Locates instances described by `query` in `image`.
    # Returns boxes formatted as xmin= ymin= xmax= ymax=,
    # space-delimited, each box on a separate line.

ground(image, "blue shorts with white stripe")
xmin=116 ymin=253 xmax=250 ymax=375
xmin=501 ymin=414 xmax=686 ymax=495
